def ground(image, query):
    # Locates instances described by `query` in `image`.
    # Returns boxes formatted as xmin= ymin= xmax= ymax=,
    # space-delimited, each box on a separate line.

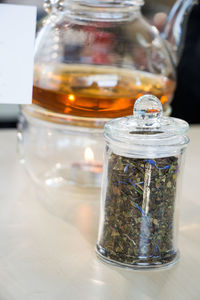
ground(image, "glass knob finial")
xmin=133 ymin=95 xmax=163 ymax=128
xmin=44 ymin=0 xmax=64 ymax=13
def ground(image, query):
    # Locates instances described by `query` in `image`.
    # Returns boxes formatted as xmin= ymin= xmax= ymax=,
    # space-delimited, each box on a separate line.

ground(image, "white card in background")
xmin=0 ymin=4 xmax=37 ymax=104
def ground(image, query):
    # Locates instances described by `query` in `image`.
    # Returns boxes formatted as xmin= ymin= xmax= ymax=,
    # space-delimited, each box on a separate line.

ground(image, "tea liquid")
xmin=33 ymin=64 xmax=175 ymax=118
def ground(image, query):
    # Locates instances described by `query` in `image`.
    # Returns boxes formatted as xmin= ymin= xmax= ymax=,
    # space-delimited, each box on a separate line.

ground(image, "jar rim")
xmin=104 ymin=132 xmax=189 ymax=158
xmin=64 ymin=0 xmax=144 ymax=8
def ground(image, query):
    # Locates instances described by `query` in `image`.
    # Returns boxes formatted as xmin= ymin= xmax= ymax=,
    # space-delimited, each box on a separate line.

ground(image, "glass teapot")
xmin=31 ymin=0 xmax=196 ymax=119
xmin=18 ymin=0 xmax=196 ymax=190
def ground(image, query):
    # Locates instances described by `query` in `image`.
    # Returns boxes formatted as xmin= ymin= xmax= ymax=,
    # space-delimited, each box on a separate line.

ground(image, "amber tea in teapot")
xmin=32 ymin=0 xmax=197 ymax=119
xmin=33 ymin=64 xmax=175 ymax=118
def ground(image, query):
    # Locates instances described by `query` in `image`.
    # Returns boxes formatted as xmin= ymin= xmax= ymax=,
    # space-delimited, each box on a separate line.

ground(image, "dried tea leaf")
xmin=98 ymin=153 xmax=179 ymax=266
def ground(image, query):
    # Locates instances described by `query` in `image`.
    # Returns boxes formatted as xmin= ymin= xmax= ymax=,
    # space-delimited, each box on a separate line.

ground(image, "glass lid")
xmin=105 ymin=95 xmax=189 ymax=147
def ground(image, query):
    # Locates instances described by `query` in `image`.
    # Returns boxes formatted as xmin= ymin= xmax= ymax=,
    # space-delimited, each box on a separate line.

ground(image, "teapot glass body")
xmin=19 ymin=0 xmax=178 ymax=190
xmin=32 ymin=0 xmax=176 ymax=119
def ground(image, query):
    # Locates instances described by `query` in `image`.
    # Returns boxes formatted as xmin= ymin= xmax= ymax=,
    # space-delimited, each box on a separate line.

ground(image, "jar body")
xmin=96 ymin=142 xmax=186 ymax=269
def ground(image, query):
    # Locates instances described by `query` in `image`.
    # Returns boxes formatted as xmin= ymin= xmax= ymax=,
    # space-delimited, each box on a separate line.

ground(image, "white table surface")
xmin=0 ymin=127 xmax=200 ymax=300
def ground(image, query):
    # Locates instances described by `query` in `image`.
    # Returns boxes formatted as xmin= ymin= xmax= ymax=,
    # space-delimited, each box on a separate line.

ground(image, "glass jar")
xmin=96 ymin=95 xmax=189 ymax=269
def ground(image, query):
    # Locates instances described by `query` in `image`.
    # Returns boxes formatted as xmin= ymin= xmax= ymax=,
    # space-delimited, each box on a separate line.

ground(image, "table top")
xmin=0 ymin=127 xmax=200 ymax=300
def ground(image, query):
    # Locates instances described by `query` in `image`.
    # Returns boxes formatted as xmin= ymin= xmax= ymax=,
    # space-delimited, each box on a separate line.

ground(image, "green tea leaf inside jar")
xmin=98 ymin=153 xmax=179 ymax=266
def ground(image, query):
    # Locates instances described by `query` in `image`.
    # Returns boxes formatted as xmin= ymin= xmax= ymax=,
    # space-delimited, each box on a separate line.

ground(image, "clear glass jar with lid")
xmin=96 ymin=95 xmax=189 ymax=269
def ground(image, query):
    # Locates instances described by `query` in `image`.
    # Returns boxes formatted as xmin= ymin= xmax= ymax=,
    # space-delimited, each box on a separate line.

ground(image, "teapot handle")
xmin=162 ymin=0 xmax=199 ymax=66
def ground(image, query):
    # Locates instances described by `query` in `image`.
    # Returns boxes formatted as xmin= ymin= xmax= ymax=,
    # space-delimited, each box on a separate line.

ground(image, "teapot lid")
xmin=104 ymin=95 xmax=189 ymax=157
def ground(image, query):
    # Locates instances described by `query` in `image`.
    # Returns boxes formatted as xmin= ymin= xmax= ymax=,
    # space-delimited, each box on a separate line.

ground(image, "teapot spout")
xmin=162 ymin=0 xmax=198 ymax=66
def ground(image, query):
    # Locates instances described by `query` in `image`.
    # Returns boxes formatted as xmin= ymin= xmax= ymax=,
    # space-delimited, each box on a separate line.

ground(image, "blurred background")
xmin=2 ymin=0 xmax=198 ymax=128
